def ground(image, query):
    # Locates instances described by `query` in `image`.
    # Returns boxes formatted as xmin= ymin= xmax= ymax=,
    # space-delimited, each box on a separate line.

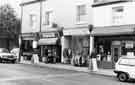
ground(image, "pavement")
xmin=20 ymin=60 xmax=116 ymax=78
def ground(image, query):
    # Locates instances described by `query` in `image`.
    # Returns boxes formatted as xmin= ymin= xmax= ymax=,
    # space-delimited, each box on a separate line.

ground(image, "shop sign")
xmin=42 ymin=32 xmax=57 ymax=38
xmin=22 ymin=33 xmax=34 ymax=38
xmin=112 ymin=41 xmax=121 ymax=45
xmin=125 ymin=41 xmax=134 ymax=48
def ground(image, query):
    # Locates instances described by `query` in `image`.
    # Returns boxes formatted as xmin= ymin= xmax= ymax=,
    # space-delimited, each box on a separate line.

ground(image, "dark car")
xmin=0 ymin=48 xmax=17 ymax=63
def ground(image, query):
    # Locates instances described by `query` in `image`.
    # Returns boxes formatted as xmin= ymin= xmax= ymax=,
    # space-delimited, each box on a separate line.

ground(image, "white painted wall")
xmin=93 ymin=2 xmax=135 ymax=27
xmin=41 ymin=0 xmax=93 ymax=31
xmin=21 ymin=2 xmax=40 ymax=33
xmin=21 ymin=0 xmax=93 ymax=32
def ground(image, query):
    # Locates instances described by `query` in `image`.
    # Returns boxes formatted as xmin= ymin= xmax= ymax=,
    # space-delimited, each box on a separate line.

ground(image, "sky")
xmin=0 ymin=0 xmax=22 ymax=18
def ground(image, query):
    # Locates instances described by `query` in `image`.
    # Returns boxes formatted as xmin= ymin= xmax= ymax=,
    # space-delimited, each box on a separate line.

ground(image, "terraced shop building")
xmin=20 ymin=0 xmax=94 ymax=65
xmin=92 ymin=0 xmax=135 ymax=69
xmin=20 ymin=0 xmax=62 ymax=62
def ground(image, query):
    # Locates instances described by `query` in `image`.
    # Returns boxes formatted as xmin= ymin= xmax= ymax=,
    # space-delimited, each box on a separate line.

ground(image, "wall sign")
xmin=112 ymin=41 xmax=121 ymax=45
xmin=42 ymin=32 xmax=58 ymax=38
xmin=22 ymin=33 xmax=34 ymax=38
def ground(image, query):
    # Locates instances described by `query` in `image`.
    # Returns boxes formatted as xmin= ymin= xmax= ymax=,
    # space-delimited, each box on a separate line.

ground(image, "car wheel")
xmin=118 ymin=73 xmax=128 ymax=82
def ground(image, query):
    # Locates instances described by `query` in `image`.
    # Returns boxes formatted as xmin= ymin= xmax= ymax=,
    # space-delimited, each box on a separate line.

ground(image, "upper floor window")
xmin=45 ymin=11 xmax=52 ymax=26
xmin=112 ymin=6 xmax=124 ymax=25
xmin=29 ymin=14 xmax=37 ymax=29
xmin=76 ymin=5 xmax=86 ymax=22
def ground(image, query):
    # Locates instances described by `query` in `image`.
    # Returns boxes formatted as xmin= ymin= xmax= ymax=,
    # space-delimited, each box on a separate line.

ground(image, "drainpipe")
xmin=39 ymin=0 xmax=42 ymax=33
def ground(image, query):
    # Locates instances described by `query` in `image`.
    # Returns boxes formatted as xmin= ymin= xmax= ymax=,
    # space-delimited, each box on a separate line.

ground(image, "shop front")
xmin=95 ymin=35 xmax=135 ymax=69
xmin=21 ymin=33 xmax=40 ymax=61
xmin=62 ymin=27 xmax=90 ymax=66
xmin=92 ymin=24 xmax=135 ymax=69
xmin=38 ymin=32 xmax=61 ymax=63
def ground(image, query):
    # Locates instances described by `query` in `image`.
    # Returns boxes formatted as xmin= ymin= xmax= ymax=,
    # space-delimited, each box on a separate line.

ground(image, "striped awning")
xmin=38 ymin=38 xmax=58 ymax=45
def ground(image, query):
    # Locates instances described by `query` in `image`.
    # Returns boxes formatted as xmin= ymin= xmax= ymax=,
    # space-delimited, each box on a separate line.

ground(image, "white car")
xmin=0 ymin=48 xmax=17 ymax=63
xmin=114 ymin=56 xmax=135 ymax=82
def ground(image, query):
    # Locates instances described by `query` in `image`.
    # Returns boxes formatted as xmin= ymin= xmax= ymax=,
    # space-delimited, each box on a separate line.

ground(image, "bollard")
xmin=20 ymin=56 xmax=24 ymax=63
xmin=92 ymin=58 xmax=98 ymax=71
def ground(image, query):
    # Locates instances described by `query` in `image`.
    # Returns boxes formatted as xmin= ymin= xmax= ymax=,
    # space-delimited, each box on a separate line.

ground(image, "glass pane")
xmin=119 ymin=58 xmax=135 ymax=66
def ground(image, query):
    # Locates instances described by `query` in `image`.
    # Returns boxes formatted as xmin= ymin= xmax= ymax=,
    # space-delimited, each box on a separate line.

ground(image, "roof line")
xmin=20 ymin=0 xmax=45 ymax=6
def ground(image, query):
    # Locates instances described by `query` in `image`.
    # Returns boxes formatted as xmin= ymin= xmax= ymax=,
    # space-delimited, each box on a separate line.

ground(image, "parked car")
xmin=0 ymin=48 xmax=17 ymax=63
xmin=10 ymin=48 xmax=20 ymax=62
xmin=114 ymin=56 xmax=135 ymax=82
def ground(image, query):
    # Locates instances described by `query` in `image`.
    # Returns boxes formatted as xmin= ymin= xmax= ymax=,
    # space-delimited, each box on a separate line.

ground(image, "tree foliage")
xmin=0 ymin=4 xmax=20 ymax=35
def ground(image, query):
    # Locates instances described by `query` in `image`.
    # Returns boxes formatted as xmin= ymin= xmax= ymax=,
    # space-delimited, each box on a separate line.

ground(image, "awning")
xmin=38 ymin=38 xmax=58 ymax=45
xmin=22 ymin=37 xmax=35 ymax=40
xmin=63 ymin=28 xmax=90 ymax=36
xmin=92 ymin=24 xmax=135 ymax=36
xmin=21 ymin=33 xmax=35 ymax=40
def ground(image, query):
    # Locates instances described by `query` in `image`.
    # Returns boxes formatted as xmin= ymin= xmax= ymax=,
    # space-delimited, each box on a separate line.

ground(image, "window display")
xmin=121 ymin=41 xmax=135 ymax=56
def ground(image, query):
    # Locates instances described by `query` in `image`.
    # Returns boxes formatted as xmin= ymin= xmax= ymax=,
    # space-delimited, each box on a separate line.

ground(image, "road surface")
xmin=0 ymin=63 xmax=134 ymax=85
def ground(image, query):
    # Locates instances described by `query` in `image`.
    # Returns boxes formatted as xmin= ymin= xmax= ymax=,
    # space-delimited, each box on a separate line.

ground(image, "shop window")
xmin=96 ymin=40 xmax=111 ymax=62
xmin=112 ymin=6 xmax=124 ymax=25
xmin=44 ymin=11 xmax=53 ymax=26
xmin=21 ymin=40 xmax=33 ymax=52
xmin=29 ymin=14 xmax=37 ymax=29
xmin=121 ymin=41 xmax=135 ymax=56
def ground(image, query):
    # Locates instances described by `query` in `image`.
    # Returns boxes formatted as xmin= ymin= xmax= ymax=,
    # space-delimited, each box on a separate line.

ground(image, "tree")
xmin=0 ymin=4 xmax=20 ymax=35
xmin=0 ymin=4 xmax=21 ymax=47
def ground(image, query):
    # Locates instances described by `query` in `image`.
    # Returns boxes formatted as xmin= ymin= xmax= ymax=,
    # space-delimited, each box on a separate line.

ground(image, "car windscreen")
xmin=0 ymin=49 xmax=9 ymax=53
xmin=119 ymin=58 xmax=135 ymax=66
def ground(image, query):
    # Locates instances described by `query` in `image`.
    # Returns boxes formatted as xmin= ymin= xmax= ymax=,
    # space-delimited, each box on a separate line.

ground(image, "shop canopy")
xmin=63 ymin=28 xmax=90 ymax=36
xmin=38 ymin=38 xmax=58 ymax=45
xmin=92 ymin=24 xmax=135 ymax=36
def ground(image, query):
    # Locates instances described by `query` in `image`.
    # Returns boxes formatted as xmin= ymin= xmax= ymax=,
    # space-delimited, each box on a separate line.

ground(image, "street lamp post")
xmin=88 ymin=24 xmax=93 ymax=71
xmin=88 ymin=24 xmax=98 ymax=72
xmin=88 ymin=24 xmax=93 ymax=56
xmin=32 ymin=0 xmax=43 ymax=63
xmin=39 ymin=0 xmax=42 ymax=33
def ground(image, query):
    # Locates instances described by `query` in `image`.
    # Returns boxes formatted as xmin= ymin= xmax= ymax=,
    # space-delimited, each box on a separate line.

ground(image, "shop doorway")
xmin=41 ymin=45 xmax=61 ymax=63
xmin=111 ymin=45 xmax=121 ymax=64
